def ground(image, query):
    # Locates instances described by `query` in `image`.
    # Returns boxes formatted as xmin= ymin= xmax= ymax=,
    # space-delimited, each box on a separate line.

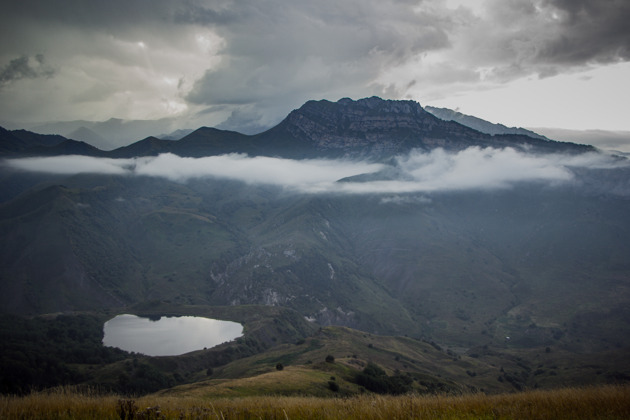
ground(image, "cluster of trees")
xmin=116 ymin=359 xmax=176 ymax=395
xmin=0 ymin=314 xmax=128 ymax=394
xmin=355 ymin=362 xmax=413 ymax=395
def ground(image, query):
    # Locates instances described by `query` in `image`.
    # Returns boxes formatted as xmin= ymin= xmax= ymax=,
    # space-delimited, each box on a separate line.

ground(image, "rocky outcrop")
xmin=255 ymin=96 xmax=591 ymax=159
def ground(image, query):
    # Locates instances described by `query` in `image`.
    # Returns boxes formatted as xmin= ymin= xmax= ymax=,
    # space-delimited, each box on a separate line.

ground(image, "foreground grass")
xmin=2 ymin=385 xmax=629 ymax=419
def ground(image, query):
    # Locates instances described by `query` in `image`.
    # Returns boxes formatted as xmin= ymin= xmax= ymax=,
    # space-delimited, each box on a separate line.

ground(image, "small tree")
xmin=325 ymin=354 xmax=335 ymax=363
xmin=276 ymin=363 xmax=284 ymax=371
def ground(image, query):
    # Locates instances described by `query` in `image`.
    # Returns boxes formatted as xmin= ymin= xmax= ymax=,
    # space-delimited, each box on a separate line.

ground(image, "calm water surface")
xmin=103 ymin=314 xmax=243 ymax=356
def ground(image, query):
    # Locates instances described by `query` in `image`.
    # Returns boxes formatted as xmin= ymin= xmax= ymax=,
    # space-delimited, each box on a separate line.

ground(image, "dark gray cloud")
xmin=2 ymin=0 xmax=174 ymax=28
xmin=540 ymin=0 xmax=630 ymax=64
xmin=0 ymin=0 xmax=628 ymax=131
xmin=183 ymin=0 xmax=453 ymax=130
xmin=0 ymin=54 xmax=54 ymax=85
xmin=465 ymin=0 xmax=630 ymax=80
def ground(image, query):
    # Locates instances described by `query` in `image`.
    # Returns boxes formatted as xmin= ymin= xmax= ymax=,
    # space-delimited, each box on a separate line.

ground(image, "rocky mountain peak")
xmin=297 ymin=96 xmax=428 ymax=118
xmin=263 ymin=96 xmax=475 ymax=158
xmin=259 ymin=96 xmax=591 ymax=158
xmin=337 ymin=96 xmax=424 ymax=114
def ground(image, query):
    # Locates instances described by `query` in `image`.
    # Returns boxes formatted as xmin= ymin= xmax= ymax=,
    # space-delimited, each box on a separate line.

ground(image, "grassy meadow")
xmin=2 ymin=384 xmax=629 ymax=419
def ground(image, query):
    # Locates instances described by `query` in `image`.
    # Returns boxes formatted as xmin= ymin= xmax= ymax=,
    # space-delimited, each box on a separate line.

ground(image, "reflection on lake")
xmin=103 ymin=314 xmax=243 ymax=356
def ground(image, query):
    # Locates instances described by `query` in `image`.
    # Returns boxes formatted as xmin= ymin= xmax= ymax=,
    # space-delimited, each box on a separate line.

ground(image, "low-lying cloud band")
xmin=4 ymin=147 xmax=627 ymax=194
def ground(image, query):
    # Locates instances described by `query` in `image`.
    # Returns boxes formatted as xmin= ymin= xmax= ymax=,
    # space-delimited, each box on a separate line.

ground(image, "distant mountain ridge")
xmin=0 ymin=128 xmax=104 ymax=157
xmin=27 ymin=117 xmax=180 ymax=150
xmin=0 ymin=97 xmax=593 ymax=159
xmin=425 ymin=106 xmax=549 ymax=140
xmin=255 ymin=97 xmax=589 ymax=158
xmin=158 ymin=128 xmax=195 ymax=141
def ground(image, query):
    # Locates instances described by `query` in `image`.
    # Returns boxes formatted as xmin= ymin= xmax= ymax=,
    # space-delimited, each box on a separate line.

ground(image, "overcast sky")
xmin=1 ymin=0 xmax=629 ymax=133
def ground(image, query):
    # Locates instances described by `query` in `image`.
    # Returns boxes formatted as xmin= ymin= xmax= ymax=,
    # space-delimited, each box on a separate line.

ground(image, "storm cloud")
xmin=540 ymin=0 xmax=630 ymax=63
xmin=0 ymin=54 xmax=54 ymax=85
xmin=468 ymin=0 xmax=630 ymax=77
xmin=182 ymin=0 xmax=453 ymax=129
xmin=4 ymin=147 xmax=627 ymax=194
xmin=1 ymin=1 xmax=628 ymax=132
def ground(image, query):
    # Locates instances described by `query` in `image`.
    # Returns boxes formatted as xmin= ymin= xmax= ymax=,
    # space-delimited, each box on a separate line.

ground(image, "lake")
xmin=103 ymin=314 xmax=243 ymax=356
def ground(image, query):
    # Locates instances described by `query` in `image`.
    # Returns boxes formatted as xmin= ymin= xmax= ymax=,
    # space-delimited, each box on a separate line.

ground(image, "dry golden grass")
xmin=1 ymin=384 xmax=629 ymax=419
xmin=0 ymin=387 xmax=120 ymax=419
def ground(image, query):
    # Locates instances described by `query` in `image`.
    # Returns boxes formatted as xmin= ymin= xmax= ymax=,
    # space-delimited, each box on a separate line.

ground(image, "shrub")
xmin=362 ymin=362 xmax=386 ymax=377
xmin=325 ymin=355 xmax=335 ymax=363
xmin=355 ymin=362 xmax=413 ymax=395
xmin=328 ymin=380 xmax=340 ymax=392
xmin=276 ymin=363 xmax=284 ymax=371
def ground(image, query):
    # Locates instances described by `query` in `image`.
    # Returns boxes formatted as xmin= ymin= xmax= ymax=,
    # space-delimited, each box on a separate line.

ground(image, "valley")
xmin=1 ymin=97 xmax=629 ymax=399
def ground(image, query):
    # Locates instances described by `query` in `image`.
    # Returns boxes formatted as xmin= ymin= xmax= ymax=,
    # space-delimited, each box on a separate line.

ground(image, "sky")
xmin=1 ymin=0 xmax=629 ymax=135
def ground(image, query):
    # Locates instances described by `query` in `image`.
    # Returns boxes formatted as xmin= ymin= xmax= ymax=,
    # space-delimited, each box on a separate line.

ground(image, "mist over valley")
xmin=1 ymin=97 xmax=629 ymax=396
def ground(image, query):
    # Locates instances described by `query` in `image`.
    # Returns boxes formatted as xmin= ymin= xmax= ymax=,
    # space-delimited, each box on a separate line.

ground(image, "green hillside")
xmin=2 ymin=172 xmax=630 ymax=352
xmin=1 ymin=97 xmax=629 ymax=396
xmin=3 ymin=306 xmax=628 ymax=397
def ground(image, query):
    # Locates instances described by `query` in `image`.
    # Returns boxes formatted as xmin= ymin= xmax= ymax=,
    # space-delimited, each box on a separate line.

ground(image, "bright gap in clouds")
xmin=4 ymin=148 xmax=627 ymax=195
xmin=427 ymin=62 xmax=630 ymax=131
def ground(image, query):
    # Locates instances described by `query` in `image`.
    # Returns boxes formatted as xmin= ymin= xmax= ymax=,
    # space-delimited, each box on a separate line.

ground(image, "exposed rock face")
xmin=265 ymin=97 xmax=468 ymax=157
xmin=285 ymin=98 xmax=436 ymax=147
xmin=258 ymin=97 xmax=590 ymax=159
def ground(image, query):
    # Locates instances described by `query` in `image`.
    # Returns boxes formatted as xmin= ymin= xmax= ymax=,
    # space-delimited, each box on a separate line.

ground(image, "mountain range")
xmin=1 ymin=96 xmax=629 ymax=394
xmin=1 ymin=97 xmax=593 ymax=161
xmin=11 ymin=117 xmax=182 ymax=151
xmin=424 ymin=106 xmax=549 ymax=140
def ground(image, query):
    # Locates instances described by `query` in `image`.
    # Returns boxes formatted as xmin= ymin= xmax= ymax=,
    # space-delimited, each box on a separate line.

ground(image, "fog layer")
xmin=4 ymin=147 xmax=627 ymax=194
